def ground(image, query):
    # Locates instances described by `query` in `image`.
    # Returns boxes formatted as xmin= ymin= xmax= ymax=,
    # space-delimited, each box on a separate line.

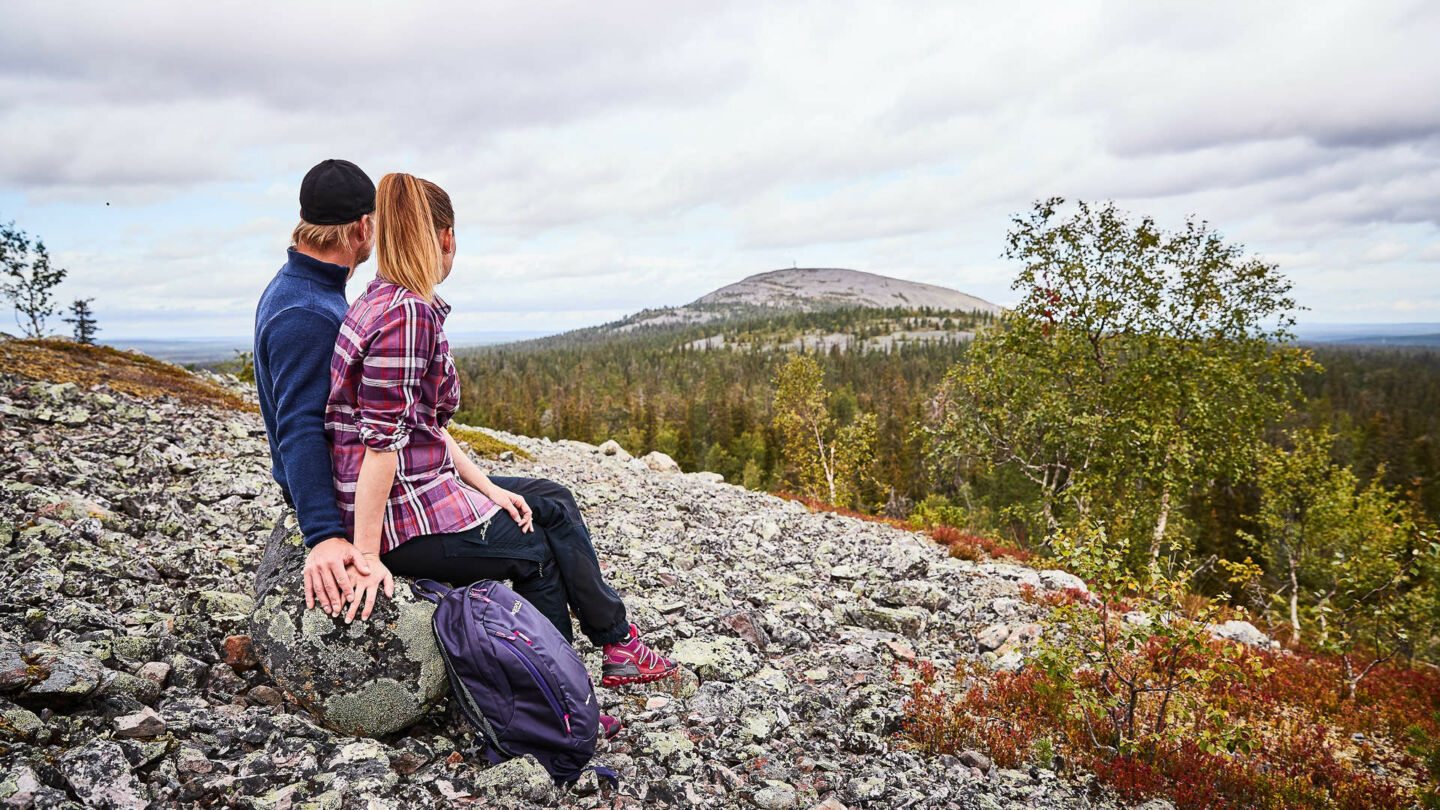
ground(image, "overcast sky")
xmin=1 ymin=0 xmax=1438 ymax=339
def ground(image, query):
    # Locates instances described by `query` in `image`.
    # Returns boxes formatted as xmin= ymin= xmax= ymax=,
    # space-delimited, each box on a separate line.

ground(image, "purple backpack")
xmin=412 ymin=579 xmax=617 ymax=786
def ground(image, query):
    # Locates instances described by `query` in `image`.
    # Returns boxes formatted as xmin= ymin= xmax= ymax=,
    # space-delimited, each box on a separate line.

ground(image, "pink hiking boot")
xmin=599 ymin=714 xmax=623 ymax=740
xmin=600 ymin=624 xmax=678 ymax=687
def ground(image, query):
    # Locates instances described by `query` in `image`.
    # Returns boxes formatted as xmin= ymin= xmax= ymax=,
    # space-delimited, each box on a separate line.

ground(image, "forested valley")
xmin=453 ymin=317 xmax=1440 ymax=553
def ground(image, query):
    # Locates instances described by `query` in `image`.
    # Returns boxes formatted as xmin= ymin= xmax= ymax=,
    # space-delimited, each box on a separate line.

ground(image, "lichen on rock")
xmin=248 ymin=516 xmax=448 ymax=736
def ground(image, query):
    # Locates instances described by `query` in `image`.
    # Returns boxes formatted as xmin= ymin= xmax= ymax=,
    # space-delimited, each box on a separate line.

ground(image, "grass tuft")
xmin=447 ymin=423 xmax=531 ymax=461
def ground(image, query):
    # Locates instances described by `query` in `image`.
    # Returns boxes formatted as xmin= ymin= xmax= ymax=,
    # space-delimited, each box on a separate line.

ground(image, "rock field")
xmin=0 ymin=365 xmax=1133 ymax=809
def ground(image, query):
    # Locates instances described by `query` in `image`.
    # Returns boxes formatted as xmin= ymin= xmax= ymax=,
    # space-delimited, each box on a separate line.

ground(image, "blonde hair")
xmin=374 ymin=173 xmax=443 ymax=301
xmin=419 ymin=179 xmax=454 ymax=232
xmin=291 ymin=219 xmax=364 ymax=253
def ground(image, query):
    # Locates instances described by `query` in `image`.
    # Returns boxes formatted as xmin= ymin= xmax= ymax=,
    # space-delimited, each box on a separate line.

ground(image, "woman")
xmin=324 ymin=172 xmax=676 ymax=692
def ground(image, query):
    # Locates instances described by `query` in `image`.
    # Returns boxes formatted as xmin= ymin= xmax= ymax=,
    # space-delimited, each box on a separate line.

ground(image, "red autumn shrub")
xmin=771 ymin=490 xmax=1035 ymax=563
xmin=897 ymin=634 xmax=1438 ymax=810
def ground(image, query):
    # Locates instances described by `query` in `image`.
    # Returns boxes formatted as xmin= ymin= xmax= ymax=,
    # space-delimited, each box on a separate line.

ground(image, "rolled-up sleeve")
xmin=355 ymin=299 xmax=436 ymax=452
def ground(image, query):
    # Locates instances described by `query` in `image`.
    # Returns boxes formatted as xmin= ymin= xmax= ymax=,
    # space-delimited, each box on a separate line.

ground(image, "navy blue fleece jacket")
xmin=253 ymin=248 xmax=351 ymax=548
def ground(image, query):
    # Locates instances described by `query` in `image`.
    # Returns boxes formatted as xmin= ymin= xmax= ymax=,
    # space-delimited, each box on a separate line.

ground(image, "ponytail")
xmin=374 ymin=172 xmax=442 ymax=301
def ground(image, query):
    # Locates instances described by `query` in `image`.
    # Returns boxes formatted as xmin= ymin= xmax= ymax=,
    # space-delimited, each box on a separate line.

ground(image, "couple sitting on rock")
xmin=252 ymin=160 xmax=677 ymax=731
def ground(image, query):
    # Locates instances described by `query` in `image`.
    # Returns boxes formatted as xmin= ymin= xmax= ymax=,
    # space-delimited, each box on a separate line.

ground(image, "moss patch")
xmin=0 ymin=339 xmax=255 ymax=412
xmin=447 ymin=423 xmax=531 ymax=460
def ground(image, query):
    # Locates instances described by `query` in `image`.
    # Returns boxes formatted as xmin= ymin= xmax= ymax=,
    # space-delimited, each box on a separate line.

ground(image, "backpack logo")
xmin=510 ymin=600 xmax=523 ymax=616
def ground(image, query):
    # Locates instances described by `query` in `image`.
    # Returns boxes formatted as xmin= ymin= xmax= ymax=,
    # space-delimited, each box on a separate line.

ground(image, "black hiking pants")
xmin=381 ymin=476 xmax=630 ymax=647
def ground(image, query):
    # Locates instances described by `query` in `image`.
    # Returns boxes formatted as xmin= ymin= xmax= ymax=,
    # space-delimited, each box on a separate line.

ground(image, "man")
xmin=254 ymin=159 xmax=376 ymax=617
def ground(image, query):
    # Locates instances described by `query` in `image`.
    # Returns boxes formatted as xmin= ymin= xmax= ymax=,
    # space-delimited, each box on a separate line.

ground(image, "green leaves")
xmin=931 ymin=198 xmax=1312 ymax=569
xmin=773 ymin=353 xmax=877 ymax=508
xmin=1 ymin=219 xmax=69 ymax=338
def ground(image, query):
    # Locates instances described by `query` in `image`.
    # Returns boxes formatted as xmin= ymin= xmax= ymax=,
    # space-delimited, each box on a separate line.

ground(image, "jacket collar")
xmin=283 ymin=247 xmax=349 ymax=292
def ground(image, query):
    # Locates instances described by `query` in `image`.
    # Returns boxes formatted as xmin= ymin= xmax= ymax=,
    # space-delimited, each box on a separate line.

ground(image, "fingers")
xmin=319 ymin=566 xmax=343 ymax=617
xmin=345 ymin=584 xmax=364 ymax=623
xmin=384 ymin=571 xmax=395 ymax=599
xmin=349 ymin=546 xmax=373 ymax=576
xmin=361 ymin=582 xmax=379 ymax=621
xmin=304 ymin=567 xmax=316 ymax=611
xmin=329 ymin=561 xmax=355 ymax=602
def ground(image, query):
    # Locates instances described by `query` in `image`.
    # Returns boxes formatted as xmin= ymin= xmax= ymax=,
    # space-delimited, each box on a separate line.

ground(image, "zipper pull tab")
xmin=564 ymin=714 xmax=572 ymax=735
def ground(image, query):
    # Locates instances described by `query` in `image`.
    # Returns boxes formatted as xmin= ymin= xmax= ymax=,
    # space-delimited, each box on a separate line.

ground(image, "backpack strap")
xmin=410 ymin=579 xmax=453 ymax=603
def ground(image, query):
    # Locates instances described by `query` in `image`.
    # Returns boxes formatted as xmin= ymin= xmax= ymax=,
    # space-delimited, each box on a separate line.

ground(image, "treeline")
xmin=454 ymin=312 xmax=1440 ymax=538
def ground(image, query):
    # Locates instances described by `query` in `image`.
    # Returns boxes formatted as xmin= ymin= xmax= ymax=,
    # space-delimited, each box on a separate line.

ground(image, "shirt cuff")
xmin=357 ymin=420 xmax=412 ymax=452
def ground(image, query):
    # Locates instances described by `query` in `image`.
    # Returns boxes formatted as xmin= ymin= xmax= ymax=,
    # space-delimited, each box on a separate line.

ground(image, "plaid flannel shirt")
xmin=326 ymin=278 xmax=499 ymax=553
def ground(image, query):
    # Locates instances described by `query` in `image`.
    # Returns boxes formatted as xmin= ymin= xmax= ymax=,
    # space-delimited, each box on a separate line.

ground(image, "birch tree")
xmin=774 ymin=353 xmax=877 ymax=507
xmin=931 ymin=198 xmax=1310 ymax=566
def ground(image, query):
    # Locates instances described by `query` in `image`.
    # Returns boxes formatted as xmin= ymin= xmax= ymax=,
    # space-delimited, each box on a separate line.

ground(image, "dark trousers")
xmin=382 ymin=477 xmax=629 ymax=647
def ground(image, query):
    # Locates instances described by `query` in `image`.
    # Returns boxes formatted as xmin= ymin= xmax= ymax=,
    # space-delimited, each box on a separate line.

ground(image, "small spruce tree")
xmin=62 ymin=298 xmax=99 ymax=345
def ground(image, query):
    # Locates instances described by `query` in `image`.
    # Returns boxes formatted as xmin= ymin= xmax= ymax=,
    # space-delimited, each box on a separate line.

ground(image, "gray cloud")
xmin=2 ymin=0 xmax=1438 ymax=334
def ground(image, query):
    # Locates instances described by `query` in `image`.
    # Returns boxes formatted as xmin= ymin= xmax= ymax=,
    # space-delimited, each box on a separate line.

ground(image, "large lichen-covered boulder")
xmin=249 ymin=515 xmax=447 ymax=736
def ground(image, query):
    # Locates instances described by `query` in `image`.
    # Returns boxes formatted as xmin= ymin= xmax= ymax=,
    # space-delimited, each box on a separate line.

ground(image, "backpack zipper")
xmin=494 ymin=632 xmax=570 ymax=734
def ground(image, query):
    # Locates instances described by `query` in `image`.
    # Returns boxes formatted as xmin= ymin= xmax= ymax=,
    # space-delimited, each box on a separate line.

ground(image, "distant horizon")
xmin=92 ymin=320 xmax=1440 ymax=352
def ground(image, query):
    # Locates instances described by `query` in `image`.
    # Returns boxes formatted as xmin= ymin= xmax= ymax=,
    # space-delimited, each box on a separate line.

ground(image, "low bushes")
xmin=898 ymin=614 xmax=1440 ymax=809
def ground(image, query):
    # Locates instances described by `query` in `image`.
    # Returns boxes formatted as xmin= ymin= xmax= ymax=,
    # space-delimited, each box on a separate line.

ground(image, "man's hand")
xmin=304 ymin=538 xmax=372 ymax=616
xmin=344 ymin=553 xmax=395 ymax=624
xmin=489 ymin=487 xmax=533 ymax=533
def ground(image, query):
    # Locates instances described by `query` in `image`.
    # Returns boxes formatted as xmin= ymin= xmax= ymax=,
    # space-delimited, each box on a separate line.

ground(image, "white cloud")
xmin=1 ymin=0 xmax=1438 ymax=337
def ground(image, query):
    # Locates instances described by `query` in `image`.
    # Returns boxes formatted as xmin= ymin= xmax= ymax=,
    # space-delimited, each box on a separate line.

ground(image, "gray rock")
xmin=641 ymin=450 xmax=681 ymax=473
xmin=249 ymin=517 xmax=448 ymax=736
xmin=0 ymin=372 xmax=1148 ymax=810
xmin=17 ymin=642 xmax=107 ymax=703
xmin=851 ymin=604 xmax=929 ymax=638
xmin=671 ymin=636 xmax=760 ymax=682
xmin=598 ymin=439 xmax=632 ymax=460
xmin=977 ymin=623 xmax=1011 ymax=652
xmin=471 ymin=755 xmax=556 ymax=805
xmin=115 ymin=706 xmax=166 ymax=737
xmin=1038 ymin=569 xmax=1088 ymax=593
xmin=58 ymin=738 xmax=149 ymax=810
xmin=0 ymin=698 xmax=43 ymax=742
xmin=958 ymin=749 xmax=992 ymax=773
xmin=1136 ymin=801 xmax=1176 ymax=810
xmin=0 ymin=765 xmax=42 ymax=809
xmin=751 ymin=780 xmax=798 ymax=809
xmin=1207 ymin=620 xmax=1270 ymax=648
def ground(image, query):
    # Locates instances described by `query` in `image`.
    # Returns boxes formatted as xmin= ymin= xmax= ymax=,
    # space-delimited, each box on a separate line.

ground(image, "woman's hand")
xmin=489 ymin=487 xmax=534 ymax=533
xmin=344 ymin=553 xmax=395 ymax=623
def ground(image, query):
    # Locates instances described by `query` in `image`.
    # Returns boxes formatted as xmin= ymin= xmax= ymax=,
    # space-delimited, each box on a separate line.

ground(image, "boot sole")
xmin=600 ymin=668 xmax=679 ymax=688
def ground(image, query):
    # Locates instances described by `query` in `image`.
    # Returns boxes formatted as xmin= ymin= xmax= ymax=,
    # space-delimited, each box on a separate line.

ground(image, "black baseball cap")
xmin=299 ymin=159 xmax=376 ymax=225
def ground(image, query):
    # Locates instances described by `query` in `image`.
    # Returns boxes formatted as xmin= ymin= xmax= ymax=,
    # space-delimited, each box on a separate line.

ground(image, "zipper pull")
xmin=564 ymin=714 xmax=571 ymax=735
